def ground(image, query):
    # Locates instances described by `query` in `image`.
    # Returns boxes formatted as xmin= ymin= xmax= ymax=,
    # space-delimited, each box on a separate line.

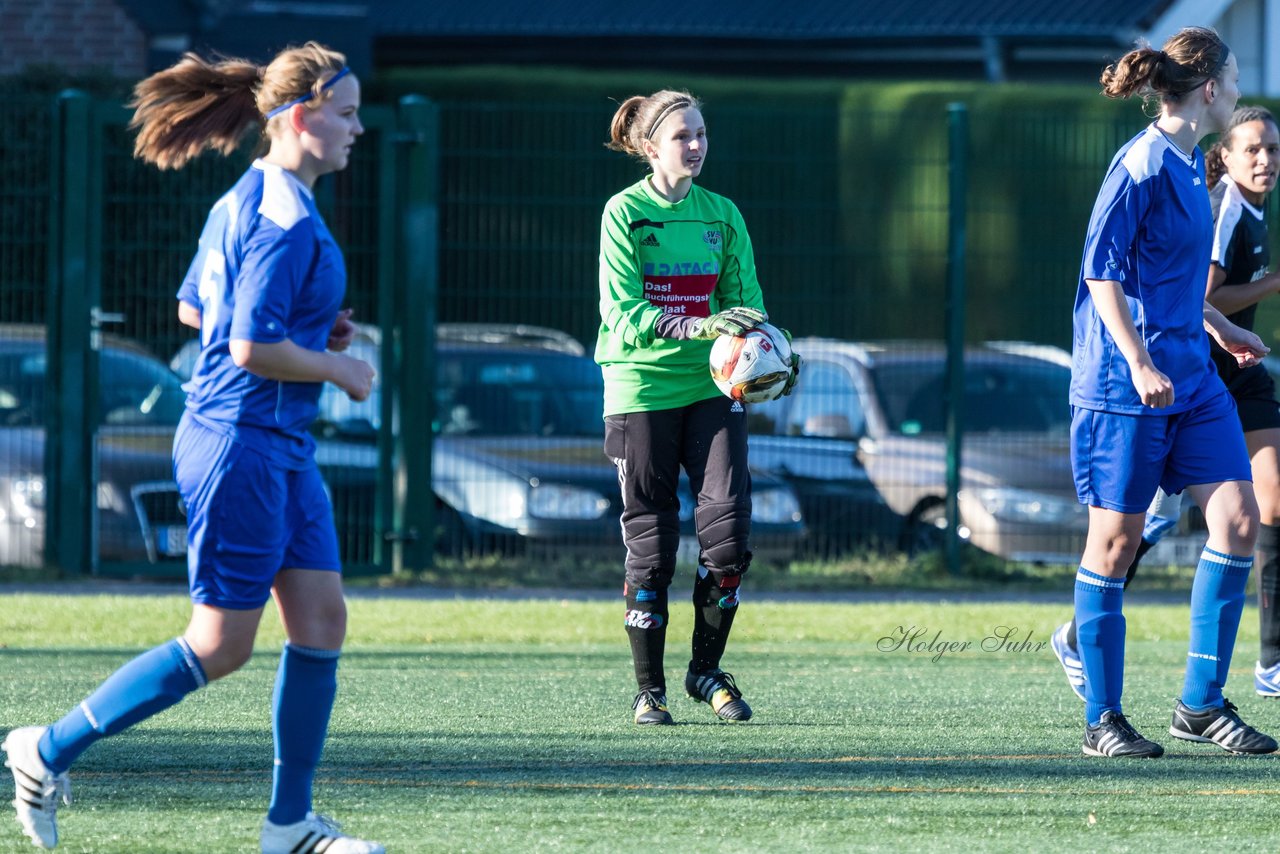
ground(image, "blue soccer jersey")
xmin=176 ymin=160 xmax=346 ymax=468
xmin=1071 ymin=125 xmax=1222 ymax=415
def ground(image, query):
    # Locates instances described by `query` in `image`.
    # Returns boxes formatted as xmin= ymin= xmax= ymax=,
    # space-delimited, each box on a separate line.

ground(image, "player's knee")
xmin=694 ymin=500 xmax=751 ymax=571
xmin=290 ymin=598 xmax=348 ymax=650
xmin=625 ymin=564 xmax=676 ymax=593
xmin=1253 ymin=473 xmax=1280 ymax=523
xmin=700 ymin=538 xmax=752 ymax=576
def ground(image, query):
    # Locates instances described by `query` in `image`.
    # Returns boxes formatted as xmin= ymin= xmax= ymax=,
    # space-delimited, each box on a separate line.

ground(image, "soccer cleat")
xmin=1082 ymin=710 xmax=1164 ymax=758
xmin=1169 ymin=698 xmax=1279 ymax=754
xmin=1050 ymin=622 xmax=1086 ymax=701
xmin=685 ymin=668 xmax=752 ymax=721
xmin=3 ymin=726 xmax=71 ymax=849
xmin=632 ymin=690 xmax=673 ymax=725
xmin=261 ymin=812 xmax=384 ymax=854
xmin=1255 ymin=661 xmax=1280 ymax=698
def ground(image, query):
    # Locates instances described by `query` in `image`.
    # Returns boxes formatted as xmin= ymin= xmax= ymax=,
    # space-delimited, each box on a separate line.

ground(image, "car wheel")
xmin=901 ymin=500 xmax=946 ymax=555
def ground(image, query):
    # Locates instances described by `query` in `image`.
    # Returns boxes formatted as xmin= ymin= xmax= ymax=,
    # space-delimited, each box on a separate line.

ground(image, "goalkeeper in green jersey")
xmin=596 ymin=89 xmax=798 ymax=725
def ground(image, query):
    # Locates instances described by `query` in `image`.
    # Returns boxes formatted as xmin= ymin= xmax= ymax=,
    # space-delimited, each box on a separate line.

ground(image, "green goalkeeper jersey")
xmin=595 ymin=177 xmax=767 ymax=416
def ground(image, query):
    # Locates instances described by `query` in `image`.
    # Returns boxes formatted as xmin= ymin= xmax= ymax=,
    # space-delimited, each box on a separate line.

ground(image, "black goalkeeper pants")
xmin=604 ymin=395 xmax=753 ymax=591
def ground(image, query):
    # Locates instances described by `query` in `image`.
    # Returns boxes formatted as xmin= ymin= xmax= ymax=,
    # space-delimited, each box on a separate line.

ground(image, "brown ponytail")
xmin=129 ymin=41 xmax=347 ymax=170
xmin=606 ymin=90 xmax=703 ymax=162
xmin=129 ymin=54 xmax=262 ymax=170
xmin=1100 ymin=26 xmax=1230 ymax=104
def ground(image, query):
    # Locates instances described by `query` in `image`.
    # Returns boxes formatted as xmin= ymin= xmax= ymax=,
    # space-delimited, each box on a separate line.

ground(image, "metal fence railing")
xmin=5 ymin=91 xmax=1274 ymax=577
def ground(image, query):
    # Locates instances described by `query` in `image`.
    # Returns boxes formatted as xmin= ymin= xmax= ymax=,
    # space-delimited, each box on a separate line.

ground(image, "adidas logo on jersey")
xmin=640 ymin=233 xmax=661 ymax=247
xmin=730 ymin=401 xmax=744 ymax=413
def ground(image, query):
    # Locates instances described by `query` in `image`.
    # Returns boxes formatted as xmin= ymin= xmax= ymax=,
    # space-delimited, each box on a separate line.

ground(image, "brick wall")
xmin=0 ymin=0 xmax=146 ymax=76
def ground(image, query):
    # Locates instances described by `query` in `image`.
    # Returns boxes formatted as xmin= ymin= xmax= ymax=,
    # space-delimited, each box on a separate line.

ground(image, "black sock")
xmin=1257 ymin=523 xmax=1280 ymax=668
xmin=690 ymin=569 xmax=740 ymax=674
xmin=624 ymin=586 xmax=668 ymax=693
xmin=1067 ymin=538 xmax=1153 ymax=649
xmin=1124 ymin=538 xmax=1153 ymax=588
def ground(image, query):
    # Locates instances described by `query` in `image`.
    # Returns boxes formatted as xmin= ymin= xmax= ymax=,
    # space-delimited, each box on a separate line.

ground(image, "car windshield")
xmin=0 ymin=346 xmax=187 ymax=427
xmin=871 ymin=356 xmax=1071 ymax=436
xmin=317 ymin=347 xmax=605 ymax=439
xmin=437 ymin=351 xmax=604 ymax=437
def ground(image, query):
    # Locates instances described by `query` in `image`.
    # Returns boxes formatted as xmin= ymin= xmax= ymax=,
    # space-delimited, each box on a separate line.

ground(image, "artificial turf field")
xmin=2 ymin=590 xmax=1279 ymax=852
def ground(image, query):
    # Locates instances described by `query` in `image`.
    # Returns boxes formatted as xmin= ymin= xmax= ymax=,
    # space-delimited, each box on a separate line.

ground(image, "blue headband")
xmin=264 ymin=67 xmax=351 ymax=119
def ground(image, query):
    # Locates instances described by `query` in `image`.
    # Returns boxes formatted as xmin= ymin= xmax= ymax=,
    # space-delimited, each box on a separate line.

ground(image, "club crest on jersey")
xmin=625 ymin=609 xmax=664 ymax=629
xmin=702 ymin=230 xmax=722 ymax=249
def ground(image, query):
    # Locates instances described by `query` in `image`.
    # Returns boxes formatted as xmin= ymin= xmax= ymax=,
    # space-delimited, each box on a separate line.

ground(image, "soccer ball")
xmin=709 ymin=322 xmax=793 ymax=404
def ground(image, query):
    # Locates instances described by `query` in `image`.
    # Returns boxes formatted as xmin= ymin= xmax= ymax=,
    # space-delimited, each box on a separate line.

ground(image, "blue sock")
xmin=1075 ymin=567 xmax=1126 ymax=726
xmin=267 ymin=644 xmax=340 ymax=826
xmin=1182 ymin=547 xmax=1252 ymax=710
xmin=39 ymin=638 xmax=206 ymax=774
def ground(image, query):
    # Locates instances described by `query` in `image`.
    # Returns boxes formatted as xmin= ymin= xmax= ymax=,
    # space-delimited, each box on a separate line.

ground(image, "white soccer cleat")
xmin=261 ymin=812 xmax=384 ymax=854
xmin=1255 ymin=660 xmax=1280 ymax=697
xmin=3 ymin=726 xmax=71 ymax=849
xmin=1050 ymin=622 xmax=1086 ymax=701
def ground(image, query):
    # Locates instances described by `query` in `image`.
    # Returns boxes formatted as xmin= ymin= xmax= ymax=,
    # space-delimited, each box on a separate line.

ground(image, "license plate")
xmin=156 ymin=525 xmax=187 ymax=557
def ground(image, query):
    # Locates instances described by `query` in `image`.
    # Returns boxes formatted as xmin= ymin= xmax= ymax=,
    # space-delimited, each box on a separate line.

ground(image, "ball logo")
xmin=708 ymin=323 xmax=793 ymax=404
xmin=625 ymin=609 xmax=664 ymax=629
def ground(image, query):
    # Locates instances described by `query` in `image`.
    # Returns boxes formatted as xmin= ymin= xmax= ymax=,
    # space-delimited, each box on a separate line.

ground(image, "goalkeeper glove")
xmin=772 ymin=328 xmax=800 ymax=396
xmin=782 ymin=351 xmax=801 ymax=396
xmin=690 ymin=306 xmax=768 ymax=340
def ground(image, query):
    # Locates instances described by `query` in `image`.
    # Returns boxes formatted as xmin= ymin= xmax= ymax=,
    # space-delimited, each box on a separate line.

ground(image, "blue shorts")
xmin=174 ymin=413 xmax=341 ymax=610
xmin=1071 ymin=387 xmax=1252 ymax=514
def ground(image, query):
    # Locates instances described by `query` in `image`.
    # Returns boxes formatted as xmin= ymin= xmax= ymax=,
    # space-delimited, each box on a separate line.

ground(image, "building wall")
xmin=0 ymin=0 xmax=146 ymax=76
xmin=1220 ymin=0 xmax=1265 ymax=95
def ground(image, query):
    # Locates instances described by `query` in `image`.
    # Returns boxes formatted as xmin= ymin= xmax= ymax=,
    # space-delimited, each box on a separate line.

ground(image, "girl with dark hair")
xmin=1065 ymin=27 xmax=1276 ymax=758
xmin=597 ymin=89 xmax=798 ymax=725
xmin=2 ymin=42 xmax=382 ymax=852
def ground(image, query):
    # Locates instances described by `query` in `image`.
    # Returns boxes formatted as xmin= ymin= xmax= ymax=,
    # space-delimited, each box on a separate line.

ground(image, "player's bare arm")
xmin=178 ymin=301 xmax=201 ymax=329
xmin=230 ymin=338 xmax=374 ymax=401
xmin=1205 ymin=263 xmax=1280 ymax=315
xmin=1085 ymin=278 xmax=1174 ymax=407
xmin=1204 ymin=300 xmax=1270 ymax=367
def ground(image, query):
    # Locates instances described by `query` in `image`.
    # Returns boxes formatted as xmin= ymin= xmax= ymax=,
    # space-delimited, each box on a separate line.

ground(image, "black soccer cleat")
xmin=632 ymin=690 xmax=674 ymax=725
xmin=1082 ymin=710 xmax=1164 ymax=758
xmin=1169 ymin=698 xmax=1279 ymax=754
xmin=685 ymin=668 xmax=752 ymax=721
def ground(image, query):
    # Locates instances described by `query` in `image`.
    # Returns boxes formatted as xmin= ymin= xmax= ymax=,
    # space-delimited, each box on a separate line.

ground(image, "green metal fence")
xmin=5 ymin=91 xmax=1278 ymax=577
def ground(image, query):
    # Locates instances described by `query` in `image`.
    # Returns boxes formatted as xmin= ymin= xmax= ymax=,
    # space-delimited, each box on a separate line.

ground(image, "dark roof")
xmin=370 ymin=0 xmax=1171 ymax=41
xmin=114 ymin=1 xmax=373 ymax=74
xmin=109 ymin=0 xmax=1177 ymax=80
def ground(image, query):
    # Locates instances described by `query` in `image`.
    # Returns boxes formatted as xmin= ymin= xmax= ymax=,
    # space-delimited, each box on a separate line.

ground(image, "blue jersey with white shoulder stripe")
xmin=1071 ymin=125 xmax=1222 ymax=415
xmin=176 ymin=160 xmax=346 ymax=468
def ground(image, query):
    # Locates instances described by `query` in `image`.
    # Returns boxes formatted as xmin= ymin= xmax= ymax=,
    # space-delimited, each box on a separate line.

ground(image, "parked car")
xmin=175 ymin=324 xmax=810 ymax=565
xmin=0 ymin=324 xmax=188 ymax=568
xmin=745 ymin=339 xmax=1087 ymax=563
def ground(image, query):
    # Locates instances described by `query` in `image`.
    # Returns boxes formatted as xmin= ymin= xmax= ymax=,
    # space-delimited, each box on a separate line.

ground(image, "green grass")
xmin=3 ymin=591 xmax=1280 ymax=852
xmin=352 ymin=547 xmax=1207 ymax=596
